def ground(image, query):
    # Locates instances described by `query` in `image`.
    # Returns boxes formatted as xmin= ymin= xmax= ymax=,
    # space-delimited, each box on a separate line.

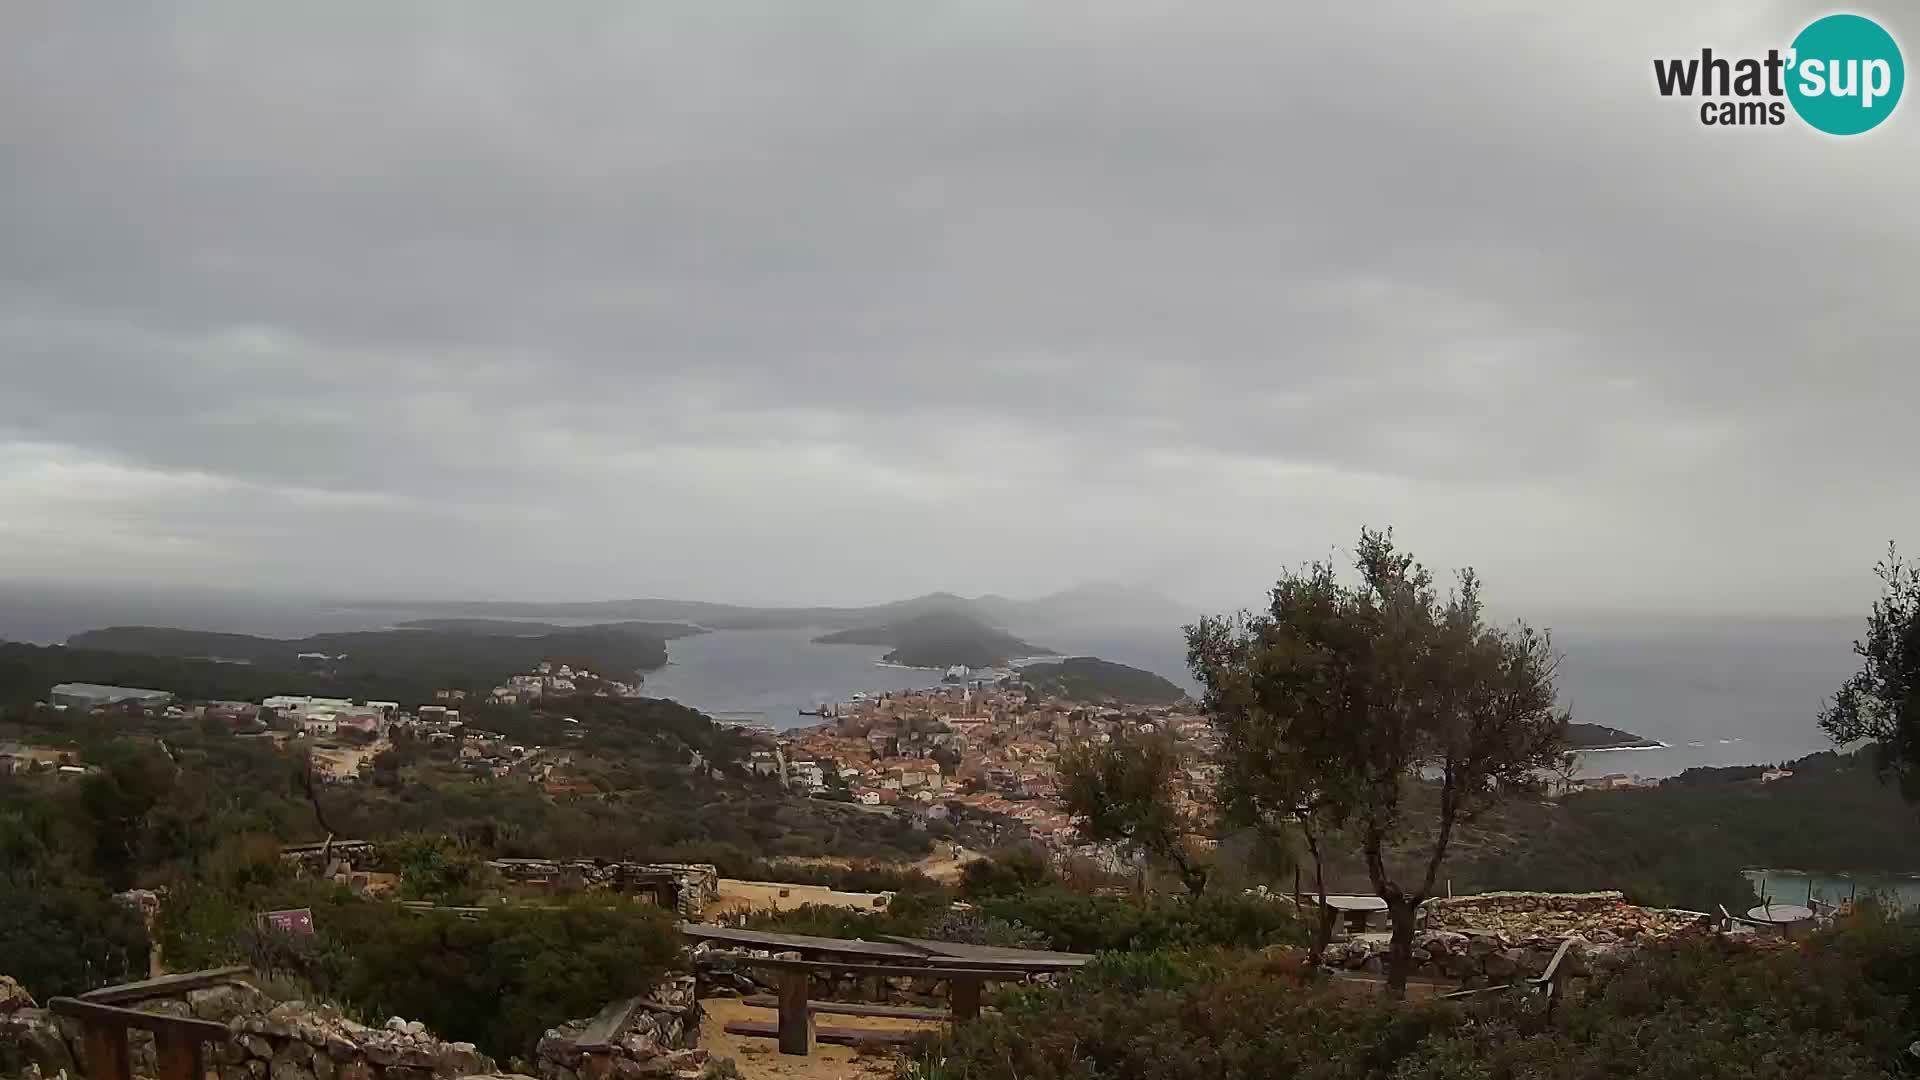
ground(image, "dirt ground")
xmin=710 ymin=880 xmax=895 ymax=918
xmin=910 ymin=843 xmax=982 ymax=885
xmin=698 ymin=997 xmax=936 ymax=1080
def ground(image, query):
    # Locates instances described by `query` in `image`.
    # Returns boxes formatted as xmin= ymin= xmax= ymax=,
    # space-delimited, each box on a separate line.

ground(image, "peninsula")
xmin=1567 ymin=722 xmax=1664 ymax=751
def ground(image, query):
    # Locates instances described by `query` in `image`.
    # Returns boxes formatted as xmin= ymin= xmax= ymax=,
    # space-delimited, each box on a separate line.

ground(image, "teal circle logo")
xmin=1787 ymin=14 xmax=1904 ymax=135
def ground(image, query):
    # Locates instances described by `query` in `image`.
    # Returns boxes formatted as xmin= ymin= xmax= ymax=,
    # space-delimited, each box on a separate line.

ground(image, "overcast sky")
xmin=1 ymin=2 xmax=1914 ymax=615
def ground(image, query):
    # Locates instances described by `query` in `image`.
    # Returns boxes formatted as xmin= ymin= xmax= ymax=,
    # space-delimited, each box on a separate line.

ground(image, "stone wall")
xmin=1320 ymin=928 xmax=1646 ymax=985
xmin=1422 ymin=891 xmax=1709 ymax=938
xmin=1319 ymin=892 xmax=1759 ymax=986
xmin=0 ymin=973 xmax=502 ymax=1080
xmin=483 ymin=862 xmax=719 ymax=919
xmin=532 ymin=978 xmax=704 ymax=1080
xmin=278 ymin=843 xmax=718 ymax=919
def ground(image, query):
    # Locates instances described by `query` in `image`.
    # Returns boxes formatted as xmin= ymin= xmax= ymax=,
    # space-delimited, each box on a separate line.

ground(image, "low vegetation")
xmin=906 ymin=917 xmax=1920 ymax=1080
xmin=1016 ymin=658 xmax=1187 ymax=705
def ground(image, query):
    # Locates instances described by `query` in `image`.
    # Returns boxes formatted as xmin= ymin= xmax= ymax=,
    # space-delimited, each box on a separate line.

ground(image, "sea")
xmin=0 ymin=584 xmax=1868 ymax=780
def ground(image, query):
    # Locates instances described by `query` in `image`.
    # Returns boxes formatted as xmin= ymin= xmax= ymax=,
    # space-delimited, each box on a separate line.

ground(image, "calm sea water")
xmin=1745 ymin=870 xmax=1920 ymax=912
xmin=635 ymin=627 xmax=949 ymax=724
xmin=0 ymin=585 xmax=1865 ymax=779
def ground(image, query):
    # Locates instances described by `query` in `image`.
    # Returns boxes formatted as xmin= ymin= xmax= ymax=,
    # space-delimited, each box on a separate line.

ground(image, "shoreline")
xmin=1572 ymin=741 xmax=1670 ymax=753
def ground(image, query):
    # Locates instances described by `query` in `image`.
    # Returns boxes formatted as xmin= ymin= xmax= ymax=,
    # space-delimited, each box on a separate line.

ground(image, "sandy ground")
xmin=699 ymin=997 xmax=936 ymax=1080
xmin=910 ymin=844 xmax=982 ymax=885
xmin=308 ymin=737 xmax=388 ymax=780
xmin=711 ymin=880 xmax=896 ymax=918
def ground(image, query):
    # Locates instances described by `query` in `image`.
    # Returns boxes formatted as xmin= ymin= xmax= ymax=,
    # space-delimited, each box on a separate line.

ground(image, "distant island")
xmin=394 ymin=617 xmax=705 ymax=640
xmin=1567 ymin=722 xmax=1664 ymax=751
xmin=56 ymin=622 xmax=689 ymax=703
xmin=366 ymin=582 xmax=1188 ymax=636
xmin=1017 ymin=657 xmax=1188 ymax=705
xmin=812 ymin=610 xmax=1054 ymax=669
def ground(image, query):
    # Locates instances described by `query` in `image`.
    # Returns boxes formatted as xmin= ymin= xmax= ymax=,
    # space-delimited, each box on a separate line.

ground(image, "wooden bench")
xmin=723 ymin=958 xmax=1033 ymax=1056
xmin=49 ymin=997 xmax=232 ymax=1080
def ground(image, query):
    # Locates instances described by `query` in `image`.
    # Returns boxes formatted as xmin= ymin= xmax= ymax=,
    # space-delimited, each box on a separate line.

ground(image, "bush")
xmin=0 ymin=876 xmax=147 ymax=998
xmin=159 ymin=883 xmax=681 ymax=1062
xmin=338 ymin=901 xmax=682 ymax=1060
xmin=384 ymin=833 xmax=496 ymax=904
xmin=957 ymin=848 xmax=1056 ymax=899
xmin=904 ymin=930 xmax=1917 ymax=1080
xmin=978 ymin=889 xmax=1304 ymax=953
xmin=923 ymin=910 xmax=1049 ymax=950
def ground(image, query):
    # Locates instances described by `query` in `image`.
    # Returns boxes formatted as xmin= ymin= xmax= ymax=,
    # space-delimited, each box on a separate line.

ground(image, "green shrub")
xmin=957 ymin=848 xmax=1056 ymax=899
xmin=159 ymin=884 xmax=680 ymax=1063
xmin=923 ymin=910 xmax=1049 ymax=950
xmin=0 ymin=875 xmax=147 ymax=998
xmin=903 ymin=930 xmax=1916 ymax=1080
xmin=978 ymin=889 xmax=1303 ymax=953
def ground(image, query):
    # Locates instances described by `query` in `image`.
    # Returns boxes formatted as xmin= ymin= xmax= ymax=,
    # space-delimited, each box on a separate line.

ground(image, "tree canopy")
xmin=1820 ymin=542 xmax=1920 ymax=798
xmin=1187 ymin=528 xmax=1569 ymax=992
xmin=1061 ymin=732 xmax=1211 ymax=896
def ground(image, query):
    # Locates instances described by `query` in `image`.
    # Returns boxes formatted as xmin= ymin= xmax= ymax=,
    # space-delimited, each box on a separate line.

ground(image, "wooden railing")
xmin=47 ymin=997 xmax=230 ymax=1080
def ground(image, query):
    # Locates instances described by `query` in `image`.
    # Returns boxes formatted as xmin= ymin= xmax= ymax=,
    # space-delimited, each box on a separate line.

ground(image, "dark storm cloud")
xmin=1 ymin=0 xmax=1915 ymax=609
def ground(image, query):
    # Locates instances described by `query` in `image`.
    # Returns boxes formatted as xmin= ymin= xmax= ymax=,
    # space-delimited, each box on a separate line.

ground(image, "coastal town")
xmin=8 ymin=667 xmax=1219 ymax=862
xmin=7 ymin=662 xmax=1683 ymax=855
xmin=758 ymin=681 xmax=1217 ymax=856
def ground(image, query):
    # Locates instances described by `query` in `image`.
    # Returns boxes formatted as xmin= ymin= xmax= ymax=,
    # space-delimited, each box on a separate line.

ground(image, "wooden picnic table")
xmin=721 ymin=957 xmax=1034 ymax=1056
xmin=684 ymin=924 xmax=1092 ymax=1058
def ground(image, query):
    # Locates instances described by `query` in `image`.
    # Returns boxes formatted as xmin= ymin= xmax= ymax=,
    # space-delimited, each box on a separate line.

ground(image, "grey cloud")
xmin=1 ymin=0 xmax=1915 ymax=610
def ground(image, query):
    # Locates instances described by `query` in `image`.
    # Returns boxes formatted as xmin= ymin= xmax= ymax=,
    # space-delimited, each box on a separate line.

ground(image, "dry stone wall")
xmin=1318 ymin=892 xmax=1763 ymax=986
xmin=532 ymin=978 xmax=704 ymax=1080
xmin=0 ymin=973 xmax=510 ymax=1080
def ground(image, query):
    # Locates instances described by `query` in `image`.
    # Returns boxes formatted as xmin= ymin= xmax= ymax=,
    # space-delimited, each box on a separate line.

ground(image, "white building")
xmin=264 ymin=695 xmax=356 ymax=721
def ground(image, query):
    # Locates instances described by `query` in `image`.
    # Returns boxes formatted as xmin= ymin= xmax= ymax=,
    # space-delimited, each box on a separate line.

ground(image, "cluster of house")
xmin=0 ymin=741 xmax=92 ymax=778
xmin=264 ymin=695 xmax=396 ymax=737
xmin=763 ymin=684 xmax=1218 ymax=852
xmin=489 ymin=662 xmax=643 ymax=706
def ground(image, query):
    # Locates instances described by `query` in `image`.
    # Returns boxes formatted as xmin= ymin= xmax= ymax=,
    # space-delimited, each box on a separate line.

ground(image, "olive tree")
xmin=1187 ymin=529 xmax=1569 ymax=994
xmin=1060 ymin=732 xmax=1211 ymax=897
xmin=1820 ymin=543 xmax=1920 ymax=797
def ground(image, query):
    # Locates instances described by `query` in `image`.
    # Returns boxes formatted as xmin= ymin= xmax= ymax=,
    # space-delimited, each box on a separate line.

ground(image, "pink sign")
xmin=257 ymin=908 xmax=315 ymax=936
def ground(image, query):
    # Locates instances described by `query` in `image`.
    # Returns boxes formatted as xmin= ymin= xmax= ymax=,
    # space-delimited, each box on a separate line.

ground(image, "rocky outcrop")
xmin=0 ymin=981 xmax=77 ymax=1080
xmin=533 ymin=978 xmax=704 ymax=1080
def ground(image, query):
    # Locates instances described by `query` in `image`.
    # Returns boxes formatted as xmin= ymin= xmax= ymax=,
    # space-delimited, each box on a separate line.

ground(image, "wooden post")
xmin=82 ymin=1022 xmax=131 ymax=1080
xmin=153 ymin=1025 xmax=206 ymax=1080
xmin=949 ymin=976 xmax=982 ymax=1022
xmin=776 ymin=968 xmax=813 ymax=1056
